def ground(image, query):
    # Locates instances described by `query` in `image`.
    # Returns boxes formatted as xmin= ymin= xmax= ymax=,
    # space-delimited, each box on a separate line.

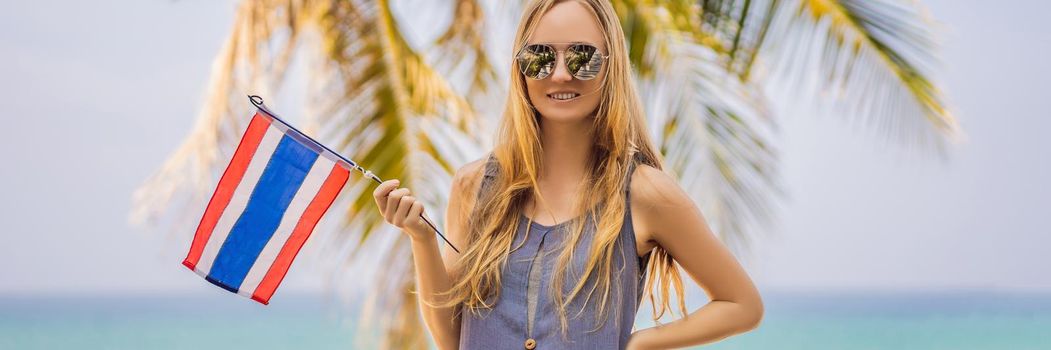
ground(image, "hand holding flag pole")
xmin=248 ymin=95 xmax=461 ymax=254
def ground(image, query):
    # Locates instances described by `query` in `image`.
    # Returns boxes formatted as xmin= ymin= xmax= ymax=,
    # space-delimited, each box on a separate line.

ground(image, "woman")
xmin=372 ymin=0 xmax=763 ymax=348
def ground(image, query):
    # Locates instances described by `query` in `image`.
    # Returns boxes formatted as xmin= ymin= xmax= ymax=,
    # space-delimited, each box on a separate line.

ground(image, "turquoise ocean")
xmin=2 ymin=290 xmax=1048 ymax=349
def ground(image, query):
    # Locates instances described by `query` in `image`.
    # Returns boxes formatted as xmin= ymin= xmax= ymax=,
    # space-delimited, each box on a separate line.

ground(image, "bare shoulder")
xmin=443 ymin=155 xmax=490 ymax=257
xmin=629 ymin=164 xmax=694 ymax=256
xmin=451 ymin=155 xmax=489 ymax=199
xmin=630 ymin=163 xmax=689 ymax=212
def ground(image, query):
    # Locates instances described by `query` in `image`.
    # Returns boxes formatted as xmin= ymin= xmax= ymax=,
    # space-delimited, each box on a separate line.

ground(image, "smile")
xmin=548 ymin=92 xmax=580 ymax=102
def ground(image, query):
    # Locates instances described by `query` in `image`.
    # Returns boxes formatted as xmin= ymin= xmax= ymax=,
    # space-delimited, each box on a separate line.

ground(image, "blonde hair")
xmin=431 ymin=0 xmax=687 ymax=339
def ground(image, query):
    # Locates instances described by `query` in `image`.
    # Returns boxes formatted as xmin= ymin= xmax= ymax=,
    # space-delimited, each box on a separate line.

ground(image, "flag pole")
xmin=247 ymin=95 xmax=460 ymax=254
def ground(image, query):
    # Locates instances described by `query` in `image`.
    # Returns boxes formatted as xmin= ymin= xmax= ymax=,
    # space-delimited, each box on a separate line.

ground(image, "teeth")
xmin=550 ymin=93 xmax=579 ymax=100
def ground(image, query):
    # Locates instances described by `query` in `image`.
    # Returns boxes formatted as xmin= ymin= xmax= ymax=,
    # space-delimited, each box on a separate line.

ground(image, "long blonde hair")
xmin=432 ymin=0 xmax=687 ymax=338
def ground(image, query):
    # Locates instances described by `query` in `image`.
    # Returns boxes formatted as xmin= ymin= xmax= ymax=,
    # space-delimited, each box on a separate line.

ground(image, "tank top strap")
xmin=483 ymin=152 xmax=498 ymax=177
xmin=623 ymin=152 xmax=640 ymax=199
xmin=623 ymin=152 xmax=650 ymax=268
xmin=476 ymin=152 xmax=498 ymax=202
xmin=626 ymin=162 xmax=636 ymax=191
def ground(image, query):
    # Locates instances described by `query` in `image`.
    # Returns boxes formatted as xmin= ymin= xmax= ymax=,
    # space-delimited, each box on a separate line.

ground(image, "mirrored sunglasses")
xmin=515 ymin=42 xmax=609 ymax=80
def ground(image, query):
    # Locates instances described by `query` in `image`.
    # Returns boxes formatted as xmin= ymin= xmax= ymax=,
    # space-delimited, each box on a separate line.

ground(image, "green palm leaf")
xmin=762 ymin=0 xmax=964 ymax=154
xmin=286 ymin=1 xmax=484 ymax=347
xmin=617 ymin=1 xmax=783 ymax=255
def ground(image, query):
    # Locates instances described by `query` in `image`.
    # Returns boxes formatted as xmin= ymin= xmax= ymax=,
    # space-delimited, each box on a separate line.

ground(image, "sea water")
xmin=1 ymin=290 xmax=1048 ymax=349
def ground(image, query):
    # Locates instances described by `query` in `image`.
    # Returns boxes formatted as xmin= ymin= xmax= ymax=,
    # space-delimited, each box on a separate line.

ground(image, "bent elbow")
xmin=742 ymin=298 xmax=765 ymax=331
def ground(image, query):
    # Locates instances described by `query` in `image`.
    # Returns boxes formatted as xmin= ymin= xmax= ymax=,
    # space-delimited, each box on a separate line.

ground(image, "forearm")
xmin=634 ymin=300 xmax=762 ymax=349
xmin=409 ymin=234 xmax=460 ymax=350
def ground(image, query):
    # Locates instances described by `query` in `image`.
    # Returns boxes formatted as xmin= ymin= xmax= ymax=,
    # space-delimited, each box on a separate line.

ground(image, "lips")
xmin=547 ymin=91 xmax=581 ymax=101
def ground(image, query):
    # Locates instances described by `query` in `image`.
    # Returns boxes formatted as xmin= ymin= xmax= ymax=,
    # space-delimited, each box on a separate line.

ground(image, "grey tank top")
xmin=459 ymin=154 xmax=651 ymax=349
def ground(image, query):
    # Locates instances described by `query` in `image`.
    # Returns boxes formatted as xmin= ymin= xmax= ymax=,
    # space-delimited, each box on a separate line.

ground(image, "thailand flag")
xmin=182 ymin=107 xmax=350 ymax=305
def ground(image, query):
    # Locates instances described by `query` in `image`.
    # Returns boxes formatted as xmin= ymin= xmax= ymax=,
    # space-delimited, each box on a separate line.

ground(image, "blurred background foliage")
xmin=130 ymin=0 xmax=961 ymax=348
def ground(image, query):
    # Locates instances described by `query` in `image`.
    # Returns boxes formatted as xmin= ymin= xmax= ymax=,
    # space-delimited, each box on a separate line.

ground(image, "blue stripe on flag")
xmin=207 ymin=134 xmax=320 ymax=291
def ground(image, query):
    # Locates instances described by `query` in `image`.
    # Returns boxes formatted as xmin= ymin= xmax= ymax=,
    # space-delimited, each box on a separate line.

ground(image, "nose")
xmin=549 ymin=51 xmax=573 ymax=83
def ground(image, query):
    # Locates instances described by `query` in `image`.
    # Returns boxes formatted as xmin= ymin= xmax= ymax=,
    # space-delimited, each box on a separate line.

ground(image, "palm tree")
xmin=130 ymin=0 xmax=963 ymax=348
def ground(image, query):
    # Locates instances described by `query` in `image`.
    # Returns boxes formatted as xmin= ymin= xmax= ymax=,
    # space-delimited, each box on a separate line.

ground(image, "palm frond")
xmin=431 ymin=0 xmax=500 ymax=104
xmin=761 ymin=0 xmax=964 ymax=155
xmin=129 ymin=0 xmax=311 ymax=236
xmin=131 ymin=0 xmax=482 ymax=347
xmin=696 ymin=0 xmax=780 ymax=79
xmin=626 ymin=2 xmax=785 ymax=255
xmin=302 ymin=0 xmax=483 ymax=348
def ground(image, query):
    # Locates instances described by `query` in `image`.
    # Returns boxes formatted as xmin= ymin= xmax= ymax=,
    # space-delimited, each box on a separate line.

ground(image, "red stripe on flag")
xmin=252 ymin=163 xmax=349 ymax=305
xmin=183 ymin=112 xmax=272 ymax=270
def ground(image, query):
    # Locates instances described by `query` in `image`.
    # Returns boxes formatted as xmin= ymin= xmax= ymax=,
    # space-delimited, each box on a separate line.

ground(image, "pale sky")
xmin=0 ymin=0 xmax=1047 ymax=296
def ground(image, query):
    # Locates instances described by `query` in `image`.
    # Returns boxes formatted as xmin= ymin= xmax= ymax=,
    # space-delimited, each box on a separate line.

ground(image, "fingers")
xmin=372 ymin=179 xmax=401 ymax=213
xmin=372 ymin=179 xmax=427 ymax=232
xmin=409 ymin=200 xmax=424 ymax=220
xmin=406 ymin=201 xmax=425 ymax=228
xmin=385 ymin=188 xmax=410 ymax=220
xmin=393 ymin=195 xmax=414 ymax=225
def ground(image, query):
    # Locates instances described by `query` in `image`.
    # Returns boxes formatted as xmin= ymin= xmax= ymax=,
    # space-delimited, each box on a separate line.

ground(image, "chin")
xmin=534 ymin=99 xmax=599 ymax=123
xmin=536 ymin=108 xmax=594 ymax=123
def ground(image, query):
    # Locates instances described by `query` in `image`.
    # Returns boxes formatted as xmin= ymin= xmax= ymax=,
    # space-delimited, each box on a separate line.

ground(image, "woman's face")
xmin=522 ymin=1 xmax=607 ymax=124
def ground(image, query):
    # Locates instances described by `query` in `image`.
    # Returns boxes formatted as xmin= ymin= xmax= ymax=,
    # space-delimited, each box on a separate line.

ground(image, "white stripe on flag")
xmin=237 ymin=156 xmax=335 ymax=298
xmin=195 ymin=126 xmax=285 ymax=277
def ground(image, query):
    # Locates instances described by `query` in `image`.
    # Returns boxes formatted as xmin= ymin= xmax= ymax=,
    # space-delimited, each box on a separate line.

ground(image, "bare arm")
xmin=373 ymin=158 xmax=485 ymax=350
xmin=626 ymin=165 xmax=765 ymax=349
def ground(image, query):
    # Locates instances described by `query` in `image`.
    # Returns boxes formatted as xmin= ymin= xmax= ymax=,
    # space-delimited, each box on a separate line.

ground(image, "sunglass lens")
xmin=567 ymin=44 xmax=602 ymax=80
xmin=517 ymin=44 xmax=556 ymax=79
